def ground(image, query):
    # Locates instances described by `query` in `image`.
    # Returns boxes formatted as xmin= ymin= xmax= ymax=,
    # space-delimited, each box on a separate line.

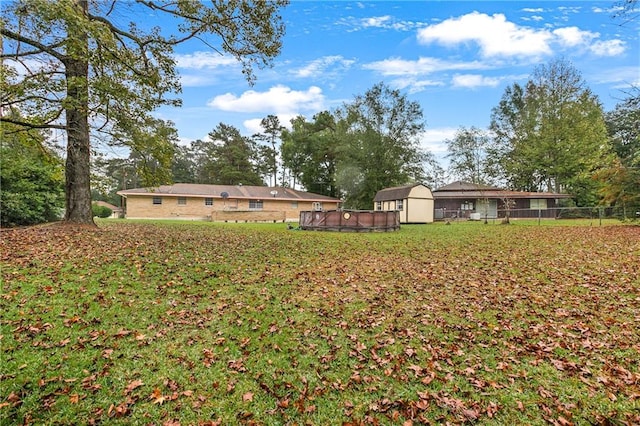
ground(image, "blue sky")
xmin=155 ymin=1 xmax=639 ymax=162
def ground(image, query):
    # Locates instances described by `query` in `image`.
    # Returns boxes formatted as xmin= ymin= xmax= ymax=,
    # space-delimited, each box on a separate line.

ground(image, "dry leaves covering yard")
xmin=1 ymin=220 xmax=639 ymax=425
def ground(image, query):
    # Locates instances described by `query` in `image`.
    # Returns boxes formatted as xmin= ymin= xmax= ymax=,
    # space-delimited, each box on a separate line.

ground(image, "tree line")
xmin=91 ymin=82 xmax=436 ymax=210
xmin=1 ymin=1 xmax=638 ymax=226
xmin=91 ymin=59 xmax=638 ymax=216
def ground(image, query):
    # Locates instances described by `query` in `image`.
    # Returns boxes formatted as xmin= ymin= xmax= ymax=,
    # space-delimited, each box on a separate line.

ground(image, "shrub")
xmin=92 ymin=204 xmax=113 ymax=218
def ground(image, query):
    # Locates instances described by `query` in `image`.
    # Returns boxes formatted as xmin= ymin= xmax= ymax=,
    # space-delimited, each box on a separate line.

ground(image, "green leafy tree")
xmin=194 ymin=123 xmax=264 ymax=185
xmin=1 ymin=121 xmax=64 ymax=227
xmin=171 ymin=143 xmax=197 ymax=184
xmin=0 ymin=0 xmax=288 ymax=224
xmin=490 ymin=58 xmax=611 ymax=205
xmin=597 ymin=87 xmax=640 ymax=218
xmin=446 ymin=126 xmax=492 ymax=185
xmin=281 ymin=111 xmax=340 ymax=197
xmin=253 ymin=115 xmax=285 ymax=186
xmin=336 ymin=82 xmax=429 ymax=208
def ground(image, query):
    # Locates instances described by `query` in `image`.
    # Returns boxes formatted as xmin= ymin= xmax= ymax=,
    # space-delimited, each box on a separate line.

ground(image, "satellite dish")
xmin=270 ymin=190 xmax=278 ymax=197
xmin=221 ymin=192 xmax=229 ymax=199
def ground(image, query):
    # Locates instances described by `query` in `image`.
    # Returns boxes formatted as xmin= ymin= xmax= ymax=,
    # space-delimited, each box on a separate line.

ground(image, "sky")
xmin=153 ymin=1 xmax=639 ymax=163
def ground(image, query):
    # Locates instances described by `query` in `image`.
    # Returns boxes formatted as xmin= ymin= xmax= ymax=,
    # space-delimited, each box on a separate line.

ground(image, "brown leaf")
xmin=242 ymin=392 xmax=254 ymax=402
xmin=114 ymin=329 xmax=132 ymax=338
xmin=150 ymin=387 xmax=165 ymax=405
xmin=124 ymin=379 xmax=144 ymax=395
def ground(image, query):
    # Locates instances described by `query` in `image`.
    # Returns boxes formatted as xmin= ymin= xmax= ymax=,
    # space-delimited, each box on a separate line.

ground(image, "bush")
xmin=92 ymin=204 xmax=113 ymax=218
xmin=0 ymin=139 xmax=64 ymax=227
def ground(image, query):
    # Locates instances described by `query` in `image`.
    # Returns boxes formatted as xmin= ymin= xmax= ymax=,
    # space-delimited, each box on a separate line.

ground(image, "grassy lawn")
xmin=1 ymin=220 xmax=639 ymax=425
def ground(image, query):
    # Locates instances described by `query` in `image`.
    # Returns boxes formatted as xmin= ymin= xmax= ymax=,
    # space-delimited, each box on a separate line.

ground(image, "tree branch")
xmin=0 ymin=28 xmax=66 ymax=62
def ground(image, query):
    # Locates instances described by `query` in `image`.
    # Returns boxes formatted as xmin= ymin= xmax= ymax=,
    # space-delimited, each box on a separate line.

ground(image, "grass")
xmin=1 ymin=219 xmax=639 ymax=425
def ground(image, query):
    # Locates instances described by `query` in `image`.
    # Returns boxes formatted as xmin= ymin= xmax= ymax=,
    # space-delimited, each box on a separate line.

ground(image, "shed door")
xmin=476 ymin=199 xmax=498 ymax=218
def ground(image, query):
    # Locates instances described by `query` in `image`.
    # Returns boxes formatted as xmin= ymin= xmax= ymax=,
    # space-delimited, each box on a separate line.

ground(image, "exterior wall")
xmin=405 ymin=197 xmax=434 ymax=223
xmin=434 ymin=197 xmax=564 ymax=220
xmin=124 ymin=195 xmax=339 ymax=222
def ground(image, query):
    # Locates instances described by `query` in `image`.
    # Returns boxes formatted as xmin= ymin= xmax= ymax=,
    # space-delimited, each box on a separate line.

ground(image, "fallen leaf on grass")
xmin=124 ymin=380 xmax=143 ymax=395
xmin=150 ymin=388 xmax=165 ymax=405
xmin=242 ymin=392 xmax=253 ymax=402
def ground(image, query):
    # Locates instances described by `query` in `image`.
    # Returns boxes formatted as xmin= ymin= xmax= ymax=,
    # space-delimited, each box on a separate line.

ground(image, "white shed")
xmin=373 ymin=183 xmax=434 ymax=224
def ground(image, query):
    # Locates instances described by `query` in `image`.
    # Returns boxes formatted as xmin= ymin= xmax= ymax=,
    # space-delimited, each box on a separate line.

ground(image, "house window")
xmin=461 ymin=201 xmax=473 ymax=210
xmin=177 ymin=197 xmax=187 ymax=205
xmin=291 ymin=201 xmax=298 ymax=209
xmin=397 ymin=200 xmax=404 ymax=211
xmin=376 ymin=201 xmax=382 ymax=211
xmin=313 ymin=202 xmax=322 ymax=211
xmin=249 ymin=199 xmax=263 ymax=210
xmin=152 ymin=196 xmax=162 ymax=205
xmin=204 ymin=198 xmax=213 ymax=206
xmin=530 ymin=199 xmax=547 ymax=210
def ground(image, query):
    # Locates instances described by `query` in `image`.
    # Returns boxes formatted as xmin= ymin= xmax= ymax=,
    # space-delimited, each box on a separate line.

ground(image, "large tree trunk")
xmin=63 ymin=0 xmax=94 ymax=225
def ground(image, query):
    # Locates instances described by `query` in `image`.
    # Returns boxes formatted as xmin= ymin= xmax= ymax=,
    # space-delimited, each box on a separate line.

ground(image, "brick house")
xmin=117 ymin=183 xmax=342 ymax=222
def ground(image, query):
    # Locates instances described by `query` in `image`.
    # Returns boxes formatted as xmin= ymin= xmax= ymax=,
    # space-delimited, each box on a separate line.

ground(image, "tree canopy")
xmin=1 ymin=119 xmax=65 ymax=227
xmin=195 ymin=123 xmax=265 ymax=186
xmin=336 ymin=82 xmax=429 ymax=208
xmin=490 ymin=58 xmax=611 ymax=205
xmin=281 ymin=111 xmax=340 ymax=197
xmin=1 ymin=0 xmax=288 ymax=224
xmin=446 ymin=126 xmax=492 ymax=185
xmin=596 ymin=87 xmax=640 ymax=217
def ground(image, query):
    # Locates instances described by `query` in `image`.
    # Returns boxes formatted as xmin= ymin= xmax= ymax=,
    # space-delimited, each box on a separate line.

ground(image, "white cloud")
xmin=208 ymin=85 xmax=325 ymax=114
xmin=243 ymin=113 xmax=298 ymax=134
xmin=363 ymin=56 xmax=488 ymax=76
xmin=553 ymin=27 xmax=596 ymax=47
xmin=417 ymin=12 xmax=552 ymax=58
xmin=363 ymin=15 xmax=392 ymax=27
xmin=175 ymin=51 xmax=241 ymax=87
xmin=416 ymin=12 xmax=626 ymax=59
xmin=451 ymin=74 xmax=501 ymax=88
xmin=592 ymin=66 xmax=640 ymax=87
xmin=338 ymin=15 xmax=421 ymax=32
xmin=179 ymin=75 xmax=217 ymax=87
xmin=522 ymin=8 xmax=544 ymax=13
xmin=552 ymin=27 xmax=625 ymax=56
xmin=590 ymin=39 xmax=626 ymax=56
xmin=175 ymin=51 xmax=238 ymax=69
xmin=558 ymin=6 xmax=582 ymax=14
xmin=391 ymin=77 xmax=444 ymax=94
xmin=243 ymin=118 xmax=263 ymax=135
xmin=420 ymin=128 xmax=458 ymax=155
xmin=292 ymin=55 xmax=355 ymax=78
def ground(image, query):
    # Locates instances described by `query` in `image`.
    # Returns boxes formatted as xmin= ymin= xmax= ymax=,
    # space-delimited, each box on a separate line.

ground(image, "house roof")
xmin=433 ymin=181 xmax=572 ymax=200
xmin=117 ymin=183 xmax=342 ymax=203
xmin=94 ymin=200 xmax=122 ymax=211
xmin=373 ymin=183 xmax=431 ymax=202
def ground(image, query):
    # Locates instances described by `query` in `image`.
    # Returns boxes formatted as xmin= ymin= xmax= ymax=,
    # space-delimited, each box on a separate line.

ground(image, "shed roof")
xmin=117 ymin=183 xmax=341 ymax=203
xmin=373 ymin=183 xmax=432 ymax=202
